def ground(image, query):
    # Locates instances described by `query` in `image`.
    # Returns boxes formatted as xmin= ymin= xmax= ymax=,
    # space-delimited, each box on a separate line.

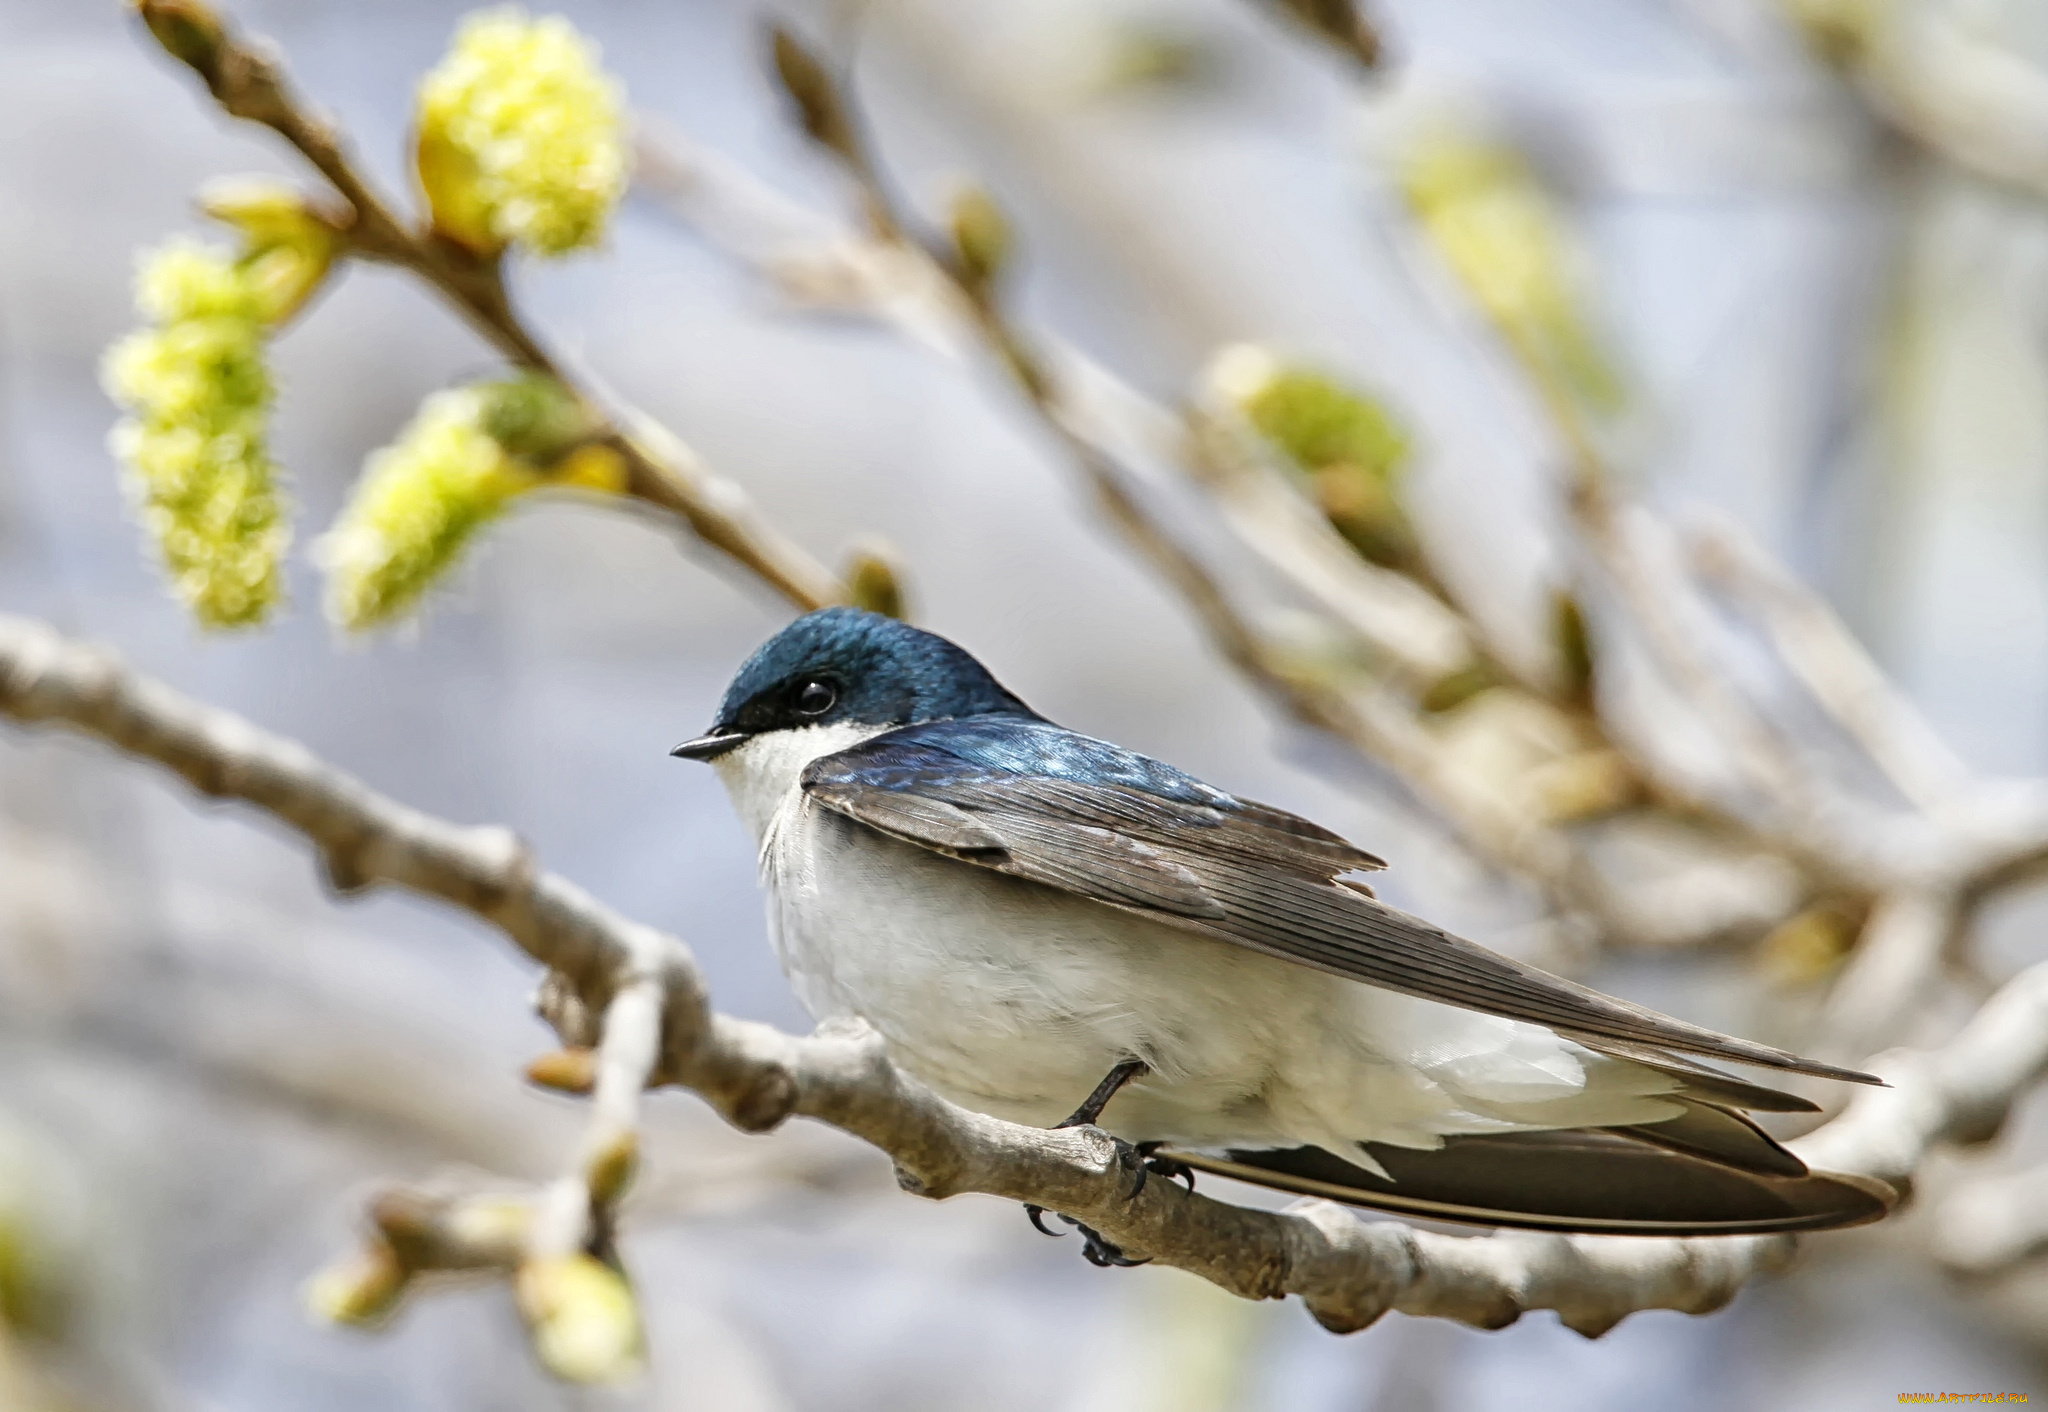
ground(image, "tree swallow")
xmin=674 ymin=608 xmax=1892 ymax=1256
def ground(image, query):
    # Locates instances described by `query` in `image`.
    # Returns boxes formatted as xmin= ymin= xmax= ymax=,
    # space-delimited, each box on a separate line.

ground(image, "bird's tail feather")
xmin=1156 ymin=1125 xmax=1894 ymax=1236
xmin=1616 ymin=1096 xmax=1808 ymax=1178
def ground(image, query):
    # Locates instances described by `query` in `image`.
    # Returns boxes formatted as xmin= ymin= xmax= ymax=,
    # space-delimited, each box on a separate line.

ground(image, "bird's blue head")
xmin=671 ymin=607 xmax=1036 ymax=760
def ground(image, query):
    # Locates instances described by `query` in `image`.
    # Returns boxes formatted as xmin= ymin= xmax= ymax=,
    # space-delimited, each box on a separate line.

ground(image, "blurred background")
xmin=3 ymin=0 xmax=2047 ymax=1406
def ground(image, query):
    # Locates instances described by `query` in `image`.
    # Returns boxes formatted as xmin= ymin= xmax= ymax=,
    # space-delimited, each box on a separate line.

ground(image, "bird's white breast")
xmin=710 ymin=726 xmax=1681 ymax=1156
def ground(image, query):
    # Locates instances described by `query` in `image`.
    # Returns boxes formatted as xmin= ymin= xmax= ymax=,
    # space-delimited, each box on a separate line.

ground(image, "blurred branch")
xmin=132 ymin=0 xmax=846 ymax=612
xmin=1503 ymin=344 xmax=1872 ymax=884
xmin=629 ymin=130 xmax=1474 ymax=690
xmin=1787 ymin=0 xmax=2048 ymax=200
xmin=8 ymin=617 xmax=2048 ymax=1343
xmin=1797 ymin=961 xmax=2048 ymax=1183
xmin=1809 ymin=885 xmax=1959 ymax=1063
xmin=1250 ymin=0 xmax=1383 ymax=71
xmin=1929 ymin=1161 xmax=2048 ymax=1278
xmin=1581 ymin=497 xmax=1822 ymax=820
xmin=1687 ymin=510 xmax=1969 ymax=815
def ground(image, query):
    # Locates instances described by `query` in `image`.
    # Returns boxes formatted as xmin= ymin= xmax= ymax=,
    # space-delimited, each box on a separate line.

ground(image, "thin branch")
xmin=1796 ymin=961 xmax=2048 ymax=1186
xmin=1809 ymin=885 xmax=1961 ymax=1065
xmin=1687 ymin=511 xmax=1970 ymax=815
xmin=1572 ymin=488 xmax=1842 ymax=852
xmin=1788 ymin=0 xmax=2048 ymax=202
xmin=7 ymin=616 xmax=2047 ymax=1343
xmin=134 ymin=0 xmax=845 ymax=612
xmin=630 ymin=131 xmax=1473 ymax=688
xmin=1928 ymin=1162 xmax=2048 ymax=1279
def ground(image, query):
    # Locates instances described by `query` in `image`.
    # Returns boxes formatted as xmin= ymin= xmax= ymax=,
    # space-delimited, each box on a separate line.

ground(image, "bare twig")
xmin=135 ymin=0 xmax=845 ymax=612
xmin=1687 ymin=510 xmax=1970 ymax=815
xmin=1929 ymin=1162 xmax=2048 ymax=1278
xmin=631 ymin=131 xmax=1473 ymax=686
xmin=1570 ymin=486 xmax=1843 ymax=852
xmin=1787 ymin=0 xmax=2048 ymax=202
xmin=1809 ymin=886 xmax=1961 ymax=1064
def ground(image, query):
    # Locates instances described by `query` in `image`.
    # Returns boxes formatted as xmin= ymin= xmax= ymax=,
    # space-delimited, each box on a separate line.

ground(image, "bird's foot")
xmin=1072 ymin=1218 xmax=1148 ymax=1268
xmin=1020 ymin=1133 xmax=1169 ymax=1267
xmin=1135 ymin=1143 xmax=1196 ymax=1194
xmin=1020 ymin=1206 xmax=1150 ymax=1267
xmin=1021 ymin=1119 xmax=1187 ymax=1266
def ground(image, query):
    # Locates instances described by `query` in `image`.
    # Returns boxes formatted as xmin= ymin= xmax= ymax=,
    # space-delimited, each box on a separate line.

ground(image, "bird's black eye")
xmin=794 ymin=679 xmax=837 ymax=717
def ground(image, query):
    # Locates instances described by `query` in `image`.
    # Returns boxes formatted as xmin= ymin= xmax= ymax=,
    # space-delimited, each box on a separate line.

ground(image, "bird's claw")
xmin=1076 ymin=1221 xmax=1149 ymax=1268
xmin=1019 ymin=1203 xmax=1150 ymax=1267
xmin=1137 ymin=1143 xmax=1197 ymax=1193
xmin=1022 ymin=1124 xmax=1177 ymax=1266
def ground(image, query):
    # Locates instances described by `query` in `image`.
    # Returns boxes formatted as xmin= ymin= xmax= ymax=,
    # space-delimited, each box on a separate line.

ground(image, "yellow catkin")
xmin=318 ymin=386 xmax=539 ymax=631
xmin=416 ymin=8 xmax=629 ymax=256
xmin=100 ymin=237 xmax=289 ymax=630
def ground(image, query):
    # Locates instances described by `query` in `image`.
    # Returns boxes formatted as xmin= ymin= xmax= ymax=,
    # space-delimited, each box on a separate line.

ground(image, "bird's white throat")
xmin=708 ymin=720 xmax=892 ymax=844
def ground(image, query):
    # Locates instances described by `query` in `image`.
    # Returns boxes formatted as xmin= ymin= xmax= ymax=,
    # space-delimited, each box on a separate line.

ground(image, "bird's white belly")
xmin=714 ymin=728 xmax=1680 ymax=1155
xmin=767 ymin=797 xmax=1314 ymax=1136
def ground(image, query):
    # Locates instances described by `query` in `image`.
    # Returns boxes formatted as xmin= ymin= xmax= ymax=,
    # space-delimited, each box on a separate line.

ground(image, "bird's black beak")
xmin=670 ymin=730 xmax=750 ymax=761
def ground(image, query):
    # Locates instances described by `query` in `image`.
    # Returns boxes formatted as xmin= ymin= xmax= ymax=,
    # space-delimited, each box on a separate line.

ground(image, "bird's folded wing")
xmin=803 ymin=733 xmax=1881 ymax=1086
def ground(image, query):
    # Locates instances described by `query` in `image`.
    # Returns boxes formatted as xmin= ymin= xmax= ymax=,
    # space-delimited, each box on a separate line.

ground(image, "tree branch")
xmin=133 ymin=0 xmax=846 ymax=612
xmin=1787 ymin=0 xmax=2048 ymax=202
xmin=7 ymin=613 xmax=2048 ymax=1354
xmin=1687 ymin=510 xmax=1970 ymax=816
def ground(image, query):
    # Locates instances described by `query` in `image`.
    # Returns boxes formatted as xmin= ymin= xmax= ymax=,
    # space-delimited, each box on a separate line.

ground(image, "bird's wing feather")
xmin=1556 ymin=1032 xmax=1822 ymax=1114
xmin=803 ymin=729 xmax=1881 ymax=1087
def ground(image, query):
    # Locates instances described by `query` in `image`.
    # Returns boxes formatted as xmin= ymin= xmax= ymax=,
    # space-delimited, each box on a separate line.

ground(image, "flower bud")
xmin=475 ymin=371 xmax=596 ymax=465
xmin=134 ymin=0 xmax=227 ymax=78
xmin=585 ymin=1131 xmax=638 ymax=1207
xmin=769 ymin=27 xmax=857 ymax=162
xmin=516 ymin=1254 xmax=644 ymax=1384
xmin=948 ymin=187 xmax=1012 ymax=290
xmin=844 ymin=539 xmax=908 ymax=619
xmin=1551 ymin=590 xmax=1595 ymax=706
xmin=525 ymin=1047 xmax=598 ymax=1094
xmin=199 ymin=176 xmax=338 ymax=323
xmin=305 ymin=1241 xmax=409 ymax=1328
xmin=1212 ymin=347 xmax=1415 ymax=571
xmin=1758 ymin=902 xmax=1863 ymax=987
